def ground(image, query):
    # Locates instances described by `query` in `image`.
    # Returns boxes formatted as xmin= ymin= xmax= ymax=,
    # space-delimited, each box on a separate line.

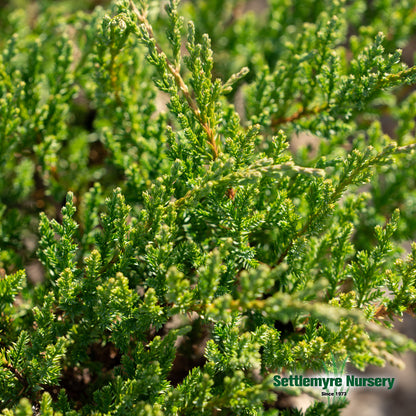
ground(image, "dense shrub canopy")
xmin=1 ymin=0 xmax=416 ymax=414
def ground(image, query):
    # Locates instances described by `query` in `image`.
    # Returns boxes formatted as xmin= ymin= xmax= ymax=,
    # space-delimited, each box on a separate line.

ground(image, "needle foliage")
xmin=1 ymin=0 xmax=416 ymax=414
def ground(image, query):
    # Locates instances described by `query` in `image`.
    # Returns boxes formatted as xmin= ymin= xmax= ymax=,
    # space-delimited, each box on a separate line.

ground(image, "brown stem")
xmin=129 ymin=0 xmax=219 ymax=159
xmin=1 ymin=361 xmax=29 ymax=409
xmin=271 ymin=103 xmax=328 ymax=127
xmin=5 ymin=362 xmax=28 ymax=388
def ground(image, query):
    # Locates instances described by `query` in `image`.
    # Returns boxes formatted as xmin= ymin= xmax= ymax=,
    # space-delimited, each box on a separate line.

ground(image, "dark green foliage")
xmin=1 ymin=0 xmax=416 ymax=414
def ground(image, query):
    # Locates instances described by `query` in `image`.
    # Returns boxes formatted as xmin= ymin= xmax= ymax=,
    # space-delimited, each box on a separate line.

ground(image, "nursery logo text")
xmin=273 ymin=374 xmax=395 ymax=390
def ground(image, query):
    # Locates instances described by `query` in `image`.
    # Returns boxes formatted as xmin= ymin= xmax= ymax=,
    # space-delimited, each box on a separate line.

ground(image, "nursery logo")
xmin=273 ymin=354 xmax=395 ymax=404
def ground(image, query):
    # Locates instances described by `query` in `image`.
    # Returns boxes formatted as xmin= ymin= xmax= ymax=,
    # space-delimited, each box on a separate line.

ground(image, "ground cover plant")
xmin=1 ymin=0 xmax=416 ymax=414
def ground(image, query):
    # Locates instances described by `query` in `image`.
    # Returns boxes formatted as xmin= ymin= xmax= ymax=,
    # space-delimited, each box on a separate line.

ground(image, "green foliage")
xmin=1 ymin=0 xmax=416 ymax=414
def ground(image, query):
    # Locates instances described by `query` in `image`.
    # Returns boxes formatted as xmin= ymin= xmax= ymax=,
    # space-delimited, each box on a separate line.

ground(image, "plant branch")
xmin=275 ymin=143 xmax=414 ymax=266
xmin=4 ymin=361 xmax=28 ymax=388
xmin=271 ymin=66 xmax=416 ymax=128
xmin=271 ymin=103 xmax=329 ymax=127
xmin=129 ymin=0 xmax=219 ymax=159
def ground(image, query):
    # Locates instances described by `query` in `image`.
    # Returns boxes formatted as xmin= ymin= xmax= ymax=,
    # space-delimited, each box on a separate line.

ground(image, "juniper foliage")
xmin=1 ymin=0 xmax=416 ymax=414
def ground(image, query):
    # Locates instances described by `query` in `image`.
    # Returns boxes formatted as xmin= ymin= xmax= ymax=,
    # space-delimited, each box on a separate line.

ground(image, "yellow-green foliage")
xmin=1 ymin=1 xmax=416 ymax=414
